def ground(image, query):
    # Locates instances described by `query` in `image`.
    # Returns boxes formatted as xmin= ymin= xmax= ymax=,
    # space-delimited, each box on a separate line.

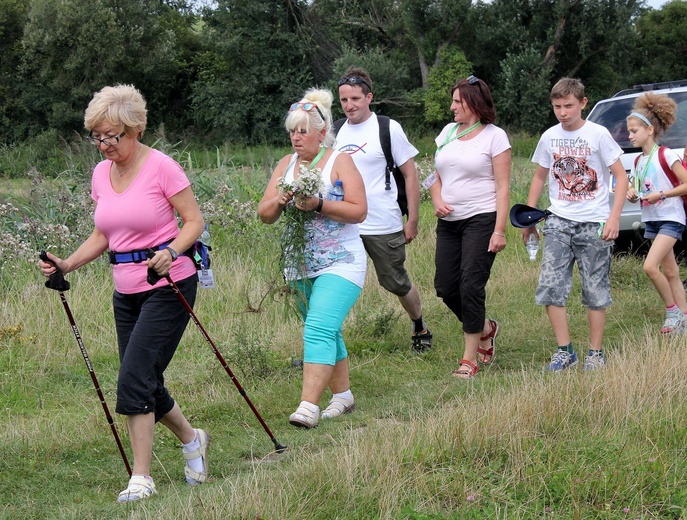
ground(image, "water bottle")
xmin=526 ymin=233 xmax=539 ymax=261
xmin=328 ymin=180 xmax=344 ymax=201
xmin=199 ymin=224 xmax=211 ymax=246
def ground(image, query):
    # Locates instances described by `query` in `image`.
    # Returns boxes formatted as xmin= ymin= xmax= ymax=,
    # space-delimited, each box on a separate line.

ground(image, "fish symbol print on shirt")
xmin=552 ymin=153 xmax=598 ymax=201
xmin=338 ymin=143 xmax=367 ymax=155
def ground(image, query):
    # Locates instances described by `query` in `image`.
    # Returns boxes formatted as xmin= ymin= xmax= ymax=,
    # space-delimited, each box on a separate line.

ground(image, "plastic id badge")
xmin=422 ymin=173 xmax=437 ymax=190
xmin=198 ymin=268 xmax=216 ymax=289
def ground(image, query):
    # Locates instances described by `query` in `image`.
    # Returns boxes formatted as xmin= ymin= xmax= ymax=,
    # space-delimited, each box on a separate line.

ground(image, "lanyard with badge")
xmin=634 ymin=143 xmax=658 ymax=194
xmin=422 ymin=122 xmax=483 ymax=189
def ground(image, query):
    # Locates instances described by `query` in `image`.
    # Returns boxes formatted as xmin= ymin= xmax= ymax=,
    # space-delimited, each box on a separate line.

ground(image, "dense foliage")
xmin=0 ymin=0 xmax=686 ymax=153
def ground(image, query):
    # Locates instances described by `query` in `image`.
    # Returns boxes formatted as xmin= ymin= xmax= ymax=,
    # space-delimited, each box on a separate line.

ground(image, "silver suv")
xmin=586 ymin=80 xmax=687 ymax=251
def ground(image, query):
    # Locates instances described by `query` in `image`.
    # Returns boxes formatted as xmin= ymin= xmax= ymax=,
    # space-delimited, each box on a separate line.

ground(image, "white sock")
xmin=332 ymin=389 xmax=353 ymax=401
xmin=182 ymin=429 xmax=204 ymax=484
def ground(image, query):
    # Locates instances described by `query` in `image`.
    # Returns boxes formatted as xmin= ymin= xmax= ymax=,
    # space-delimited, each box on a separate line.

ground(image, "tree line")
xmin=1 ymin=0 xmax=686 ymax=148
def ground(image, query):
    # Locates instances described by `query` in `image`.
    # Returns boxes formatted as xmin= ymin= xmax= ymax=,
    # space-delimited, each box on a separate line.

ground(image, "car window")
xmin=589 ymin=91 xmax=687 ymax=151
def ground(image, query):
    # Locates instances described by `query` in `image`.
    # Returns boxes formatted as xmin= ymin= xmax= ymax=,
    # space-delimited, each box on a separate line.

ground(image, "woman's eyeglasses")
xmin=289 ymin=102 xmax=325 ymax=121
xmin=337 ymin=77 xmax=372 ymax=92
xmin=88 ymin=131 xmax=126 ymax=147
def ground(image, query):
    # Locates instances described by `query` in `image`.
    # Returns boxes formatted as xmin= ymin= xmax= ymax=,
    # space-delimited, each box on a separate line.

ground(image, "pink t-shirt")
xmin=92 ymin=148 xmax=197 ymax=294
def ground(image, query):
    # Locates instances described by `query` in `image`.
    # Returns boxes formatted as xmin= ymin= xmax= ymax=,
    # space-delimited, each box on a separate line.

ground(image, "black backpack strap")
xmin=377 ymin=115 xmax=393 ymax=190
xmin=332 ymin=118 xmax=346 ymax=136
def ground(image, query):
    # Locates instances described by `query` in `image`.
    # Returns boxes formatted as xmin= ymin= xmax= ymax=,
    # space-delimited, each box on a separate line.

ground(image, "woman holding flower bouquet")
xmin=258 ymin=88 xmax=367 ymax=429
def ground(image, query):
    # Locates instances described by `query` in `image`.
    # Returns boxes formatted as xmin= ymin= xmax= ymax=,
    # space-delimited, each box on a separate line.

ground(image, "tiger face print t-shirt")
xmin=532 ymin=120 xmax=623 ymax=223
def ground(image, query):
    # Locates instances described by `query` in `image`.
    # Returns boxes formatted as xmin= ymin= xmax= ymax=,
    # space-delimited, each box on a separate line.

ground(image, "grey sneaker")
xmin=661 ymin=313 xmax=684 ymax=334
xmin=582 ymin=350 xmax=606 ymax=371
xmin=543 ymin=349 xmax=578 ymax=372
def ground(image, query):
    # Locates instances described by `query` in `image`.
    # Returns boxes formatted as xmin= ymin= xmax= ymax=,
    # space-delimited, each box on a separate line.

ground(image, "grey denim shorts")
xmin=534 ymin=214 xmax=613 ymax=310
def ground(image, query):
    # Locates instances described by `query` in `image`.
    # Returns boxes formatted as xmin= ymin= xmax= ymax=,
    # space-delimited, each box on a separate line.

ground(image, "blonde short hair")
xmin=284 ymin=88 xmax=335 ymax=147
xmin=84 ymin=84 xmax=147 ymax=135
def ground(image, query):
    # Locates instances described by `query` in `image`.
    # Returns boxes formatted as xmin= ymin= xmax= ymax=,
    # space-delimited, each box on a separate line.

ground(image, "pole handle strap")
xmin=39 ymin=251 xmax=70 ymax=292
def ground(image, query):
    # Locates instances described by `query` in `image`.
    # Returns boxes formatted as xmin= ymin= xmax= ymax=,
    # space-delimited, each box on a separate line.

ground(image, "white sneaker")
xmin=117 ymin=475 xmax=157 ymax=503
xmin=289 ymin=404 xmax=318 ymax=428
xmin=582 ymin=351 xmax=606 ymax=371
xmin=661 ymin=311 xmax=683 ymax=334
xmin=320 ymin=395 xmax=355 ymax=419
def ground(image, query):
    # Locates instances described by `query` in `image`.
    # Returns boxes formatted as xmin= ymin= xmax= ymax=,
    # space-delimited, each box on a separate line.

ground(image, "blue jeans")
xmin=291 ymin=274 xmax=362 ymax=365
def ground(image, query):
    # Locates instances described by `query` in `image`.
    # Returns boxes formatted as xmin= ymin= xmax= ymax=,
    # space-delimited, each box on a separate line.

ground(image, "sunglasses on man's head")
xmin=337 ymin=77 xmax=372 ymax=92
xmin=289 ymin=102 xmax=325 ymax=121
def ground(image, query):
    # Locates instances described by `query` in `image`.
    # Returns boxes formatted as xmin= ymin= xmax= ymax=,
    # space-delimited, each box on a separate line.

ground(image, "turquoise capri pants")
xmin=291 ymin=273 xmax=362 ymax=365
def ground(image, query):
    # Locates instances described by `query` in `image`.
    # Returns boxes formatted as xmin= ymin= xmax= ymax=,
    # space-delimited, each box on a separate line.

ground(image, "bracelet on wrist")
xmin=493 ymin=231 xmax=506 ymax=237
xmin=315 ymin=193 xmax=324 ymax=212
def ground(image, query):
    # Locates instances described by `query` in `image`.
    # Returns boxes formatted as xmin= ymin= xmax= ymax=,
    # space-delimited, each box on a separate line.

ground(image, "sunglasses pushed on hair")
xmin=337 ymin=77 xmax=372 ymax=91
xmin=289 ymin=102 xmax=325 ymax=121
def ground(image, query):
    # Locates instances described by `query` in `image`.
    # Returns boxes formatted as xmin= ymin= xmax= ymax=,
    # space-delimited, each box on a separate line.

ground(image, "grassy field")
xmin=1 ymin=143 xmax=687 ymax=519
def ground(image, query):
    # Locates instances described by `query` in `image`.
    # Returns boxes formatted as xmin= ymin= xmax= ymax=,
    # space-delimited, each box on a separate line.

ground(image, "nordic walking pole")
xmin=145 ymin=251 xmax=287 ymax=453
xmin=39 ymin=251 xmax=133 ymax=476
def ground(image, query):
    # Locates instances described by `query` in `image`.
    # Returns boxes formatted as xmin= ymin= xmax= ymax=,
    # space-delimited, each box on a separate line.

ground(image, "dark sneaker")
xmin=543 ymin=349 xmax=578 ymax=372
xmin=582 ymin=351 xmax=606 ymax=371
xmin=412 ymin=329 xmax=433 ymax=352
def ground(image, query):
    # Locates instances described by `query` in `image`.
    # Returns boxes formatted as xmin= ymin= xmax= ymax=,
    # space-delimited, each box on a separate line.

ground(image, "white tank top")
xmin=281 ymin=149 xmax=367 ymax=287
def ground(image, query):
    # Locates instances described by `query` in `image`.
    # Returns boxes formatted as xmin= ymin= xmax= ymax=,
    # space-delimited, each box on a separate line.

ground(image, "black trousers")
xmin=434 ymin=213 xmax=496 ymax=334
xmin=113 ymin=273 xmax=197 ymax=421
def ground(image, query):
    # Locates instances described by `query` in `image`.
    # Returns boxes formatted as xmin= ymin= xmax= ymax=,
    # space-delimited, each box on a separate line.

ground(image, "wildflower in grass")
xmin=466 ymin=495 xmax=475 ymax=502
xmin=623 ymin=507 xmax=630 ymax=514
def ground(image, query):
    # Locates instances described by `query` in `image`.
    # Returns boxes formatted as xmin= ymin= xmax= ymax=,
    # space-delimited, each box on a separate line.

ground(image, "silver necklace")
xmin=115 ymin=144 xmax=142 ymax=177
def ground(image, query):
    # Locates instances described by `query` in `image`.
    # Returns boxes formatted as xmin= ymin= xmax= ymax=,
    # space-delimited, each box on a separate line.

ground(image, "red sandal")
xmin=452 ymin=359 xmax=479 ymax=379
xmin=477 ymin=319 xmax=499 ymax=365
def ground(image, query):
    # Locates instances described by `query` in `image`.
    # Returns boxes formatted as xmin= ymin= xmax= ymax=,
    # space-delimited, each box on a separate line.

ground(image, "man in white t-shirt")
xmin=523 ymin=77 xmax=627 ymax=373
xmin=335 ymin=67 xmax=432 ymax=352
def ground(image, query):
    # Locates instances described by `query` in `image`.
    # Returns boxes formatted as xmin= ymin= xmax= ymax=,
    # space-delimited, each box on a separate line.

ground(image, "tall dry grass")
xmin=2 ymin=147 xmax=687 ymax=518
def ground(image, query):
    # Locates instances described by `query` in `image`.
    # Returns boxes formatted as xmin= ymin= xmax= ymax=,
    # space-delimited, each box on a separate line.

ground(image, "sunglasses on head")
xmin=289 ymin=102 xmax=325 ymax=121
xmin=337 ymin=76 xmax=372 ymax=92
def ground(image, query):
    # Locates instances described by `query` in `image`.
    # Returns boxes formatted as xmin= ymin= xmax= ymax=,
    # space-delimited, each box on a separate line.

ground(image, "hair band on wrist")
xmin=493 ymin=231 xmax=506 ymax=237
xmin=315 ymin=193 xmax=324 ymax=212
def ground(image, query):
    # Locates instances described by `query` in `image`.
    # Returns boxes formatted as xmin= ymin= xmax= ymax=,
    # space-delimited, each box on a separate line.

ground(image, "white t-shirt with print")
xmin=633 ymin=147 xmax=686 ymax=225
xmin=334 ymin=113 xmax=418 ymax=235
xmin=433 ymin=123 xmax=511 ymax=221
xmin=532 ymin=120 xmax=623 ymax=223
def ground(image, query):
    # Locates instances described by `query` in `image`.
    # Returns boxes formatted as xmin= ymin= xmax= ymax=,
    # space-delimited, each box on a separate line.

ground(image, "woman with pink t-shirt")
xmin=39 ymin=85 xmax=209 ymax=503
